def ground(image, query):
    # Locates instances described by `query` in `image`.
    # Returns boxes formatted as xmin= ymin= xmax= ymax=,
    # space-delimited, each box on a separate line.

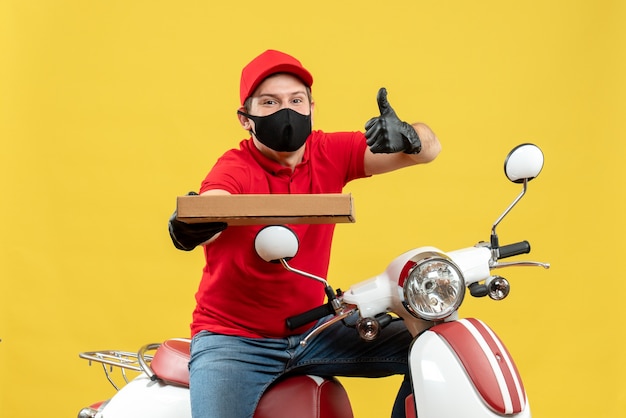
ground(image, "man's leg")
xmin=189 ymin=331 xmax=290 ymax=418
xmin=287 ymin=315 xmax=413 ymax=418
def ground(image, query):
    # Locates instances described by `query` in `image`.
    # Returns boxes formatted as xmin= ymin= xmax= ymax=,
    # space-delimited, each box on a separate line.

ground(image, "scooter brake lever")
xmin=491 ymin=260 xmax=551 ymax=269
xmin=299 ymin=304 xmax=357 ymax=347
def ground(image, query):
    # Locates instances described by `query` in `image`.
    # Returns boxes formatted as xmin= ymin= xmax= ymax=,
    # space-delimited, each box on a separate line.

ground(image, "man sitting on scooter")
xmin=168 ymin=49 xmax=441 ymax=418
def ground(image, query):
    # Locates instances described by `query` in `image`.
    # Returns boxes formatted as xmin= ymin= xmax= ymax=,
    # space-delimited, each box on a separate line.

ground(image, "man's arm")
xmin=364 ymin=122 xmax=441 ymax=175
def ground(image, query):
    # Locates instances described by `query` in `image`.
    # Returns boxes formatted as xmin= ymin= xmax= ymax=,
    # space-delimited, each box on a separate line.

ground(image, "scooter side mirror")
xmin=254 ymin=225 xmax=299 ymax=263
xmin=491 ymin=143 xmax=545 ymax=252
xmin=504 ymin=143 xmax=544 ymax=184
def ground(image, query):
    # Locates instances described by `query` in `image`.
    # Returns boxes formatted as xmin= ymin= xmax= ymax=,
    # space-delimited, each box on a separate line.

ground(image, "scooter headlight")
xmin=401 ymin=252 xmax=465 ymax=321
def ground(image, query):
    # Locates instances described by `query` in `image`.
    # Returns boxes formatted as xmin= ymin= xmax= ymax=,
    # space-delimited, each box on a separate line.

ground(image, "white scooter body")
xmin=94 ymin=374 xmax=191 ymax=418
xmin=409 ymin=320 xmax=530 ymax=417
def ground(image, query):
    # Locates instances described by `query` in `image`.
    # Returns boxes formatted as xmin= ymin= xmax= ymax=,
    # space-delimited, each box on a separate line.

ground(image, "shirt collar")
xmin=246 ymin=137 xmax=310 ymax=176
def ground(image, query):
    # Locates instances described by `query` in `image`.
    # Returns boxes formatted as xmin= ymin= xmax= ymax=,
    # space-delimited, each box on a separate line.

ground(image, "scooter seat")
xmin=150 ymin=339 xmax=354 ymax=418
xmin=254 ymin=375 xmax=353 ymax=418
xmin=150 ymin=338 xmax=191 ymax=387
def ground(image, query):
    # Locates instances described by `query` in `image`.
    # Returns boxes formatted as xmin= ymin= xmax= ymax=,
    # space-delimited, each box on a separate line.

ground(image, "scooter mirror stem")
xmin=492 ymin=178 xmax=527 ymax=233
xmin=279 ymin=258 xmax=340 ymax=309
xmin=490 ymin=178 xmax=528 ymax=256
xmin=279 ymin=259 xmax=329 ymax=287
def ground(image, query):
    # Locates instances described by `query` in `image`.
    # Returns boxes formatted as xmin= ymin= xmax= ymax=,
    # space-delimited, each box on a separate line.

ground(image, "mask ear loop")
xmin=237 ymin=110 xmax=257 ymax=136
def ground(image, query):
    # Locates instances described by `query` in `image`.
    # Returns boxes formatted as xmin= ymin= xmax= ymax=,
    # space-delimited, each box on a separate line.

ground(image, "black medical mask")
xmin=238 ymin=108 xmax=312 ymax=152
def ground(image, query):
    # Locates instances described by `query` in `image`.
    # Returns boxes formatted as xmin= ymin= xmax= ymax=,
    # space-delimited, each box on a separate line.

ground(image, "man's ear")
xmin=237 ymin=107 xmax=251 ymax=130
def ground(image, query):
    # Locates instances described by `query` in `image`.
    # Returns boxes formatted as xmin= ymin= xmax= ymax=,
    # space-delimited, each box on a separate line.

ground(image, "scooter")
xmin=78 ymin=143 xmax=549 ymax=418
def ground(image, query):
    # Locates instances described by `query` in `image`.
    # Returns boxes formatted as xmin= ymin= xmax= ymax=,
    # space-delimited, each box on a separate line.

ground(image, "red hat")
xmin=239 ymin=50 xmax=314 ymax=105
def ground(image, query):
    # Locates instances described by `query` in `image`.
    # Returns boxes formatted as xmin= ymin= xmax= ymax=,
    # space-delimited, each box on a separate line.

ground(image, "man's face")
xmin=246 ymin=73 xmax=313 ymax=117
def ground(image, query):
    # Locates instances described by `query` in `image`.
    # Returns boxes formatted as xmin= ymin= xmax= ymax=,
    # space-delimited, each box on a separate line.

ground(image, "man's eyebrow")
xmin=256 ymin=90 xmax=307 ymax=99
xmin=290 ymin=88 xmax=308 ymax=96
xmin=255 ymin=93 xmax=276 ymax=100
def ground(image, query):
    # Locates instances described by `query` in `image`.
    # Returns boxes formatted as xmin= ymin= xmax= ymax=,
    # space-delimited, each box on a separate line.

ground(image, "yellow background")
xmin=1 ymin=1 xmax=625 ymax=417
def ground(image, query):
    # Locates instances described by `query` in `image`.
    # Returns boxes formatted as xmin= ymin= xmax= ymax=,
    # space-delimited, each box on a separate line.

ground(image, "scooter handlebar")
xmin=286 ymin=302 xmax=335 ymax=330
xmin=498 ymin=241 xmax=531 ymax=259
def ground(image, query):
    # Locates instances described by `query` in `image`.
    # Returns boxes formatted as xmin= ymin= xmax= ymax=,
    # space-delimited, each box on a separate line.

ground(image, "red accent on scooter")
xmin=431 ymin=319 xmax=526 ymax=415
xmin=405 ymin=393 xmax=416 ymax=418
xmin=89 ymin=401 xmax=105 ymax=410
xmin=397 ymin=260 xmax=417 ymax=287
xmin=254 ymin=375 xmax=353 ymax=418
xmin=150 ymin=339 xmax=353 ymax=418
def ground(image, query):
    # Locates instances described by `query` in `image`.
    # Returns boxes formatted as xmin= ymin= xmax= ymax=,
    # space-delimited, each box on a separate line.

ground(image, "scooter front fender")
xmin=409 ymin=318 xmax=530 ymax=418
xmin=96 ymin=374 xmax=191 ymax=418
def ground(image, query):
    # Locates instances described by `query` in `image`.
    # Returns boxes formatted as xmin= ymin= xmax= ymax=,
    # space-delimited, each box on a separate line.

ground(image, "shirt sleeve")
xmin=314 ymin=131 xmax=369 ymax=186
xmin=199 ymin=150 xmax=249 ymax=194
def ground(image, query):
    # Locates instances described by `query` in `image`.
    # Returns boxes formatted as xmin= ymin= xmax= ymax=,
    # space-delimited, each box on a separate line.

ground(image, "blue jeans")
xmin=189 ymin=314 xmax=413 ymax=418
